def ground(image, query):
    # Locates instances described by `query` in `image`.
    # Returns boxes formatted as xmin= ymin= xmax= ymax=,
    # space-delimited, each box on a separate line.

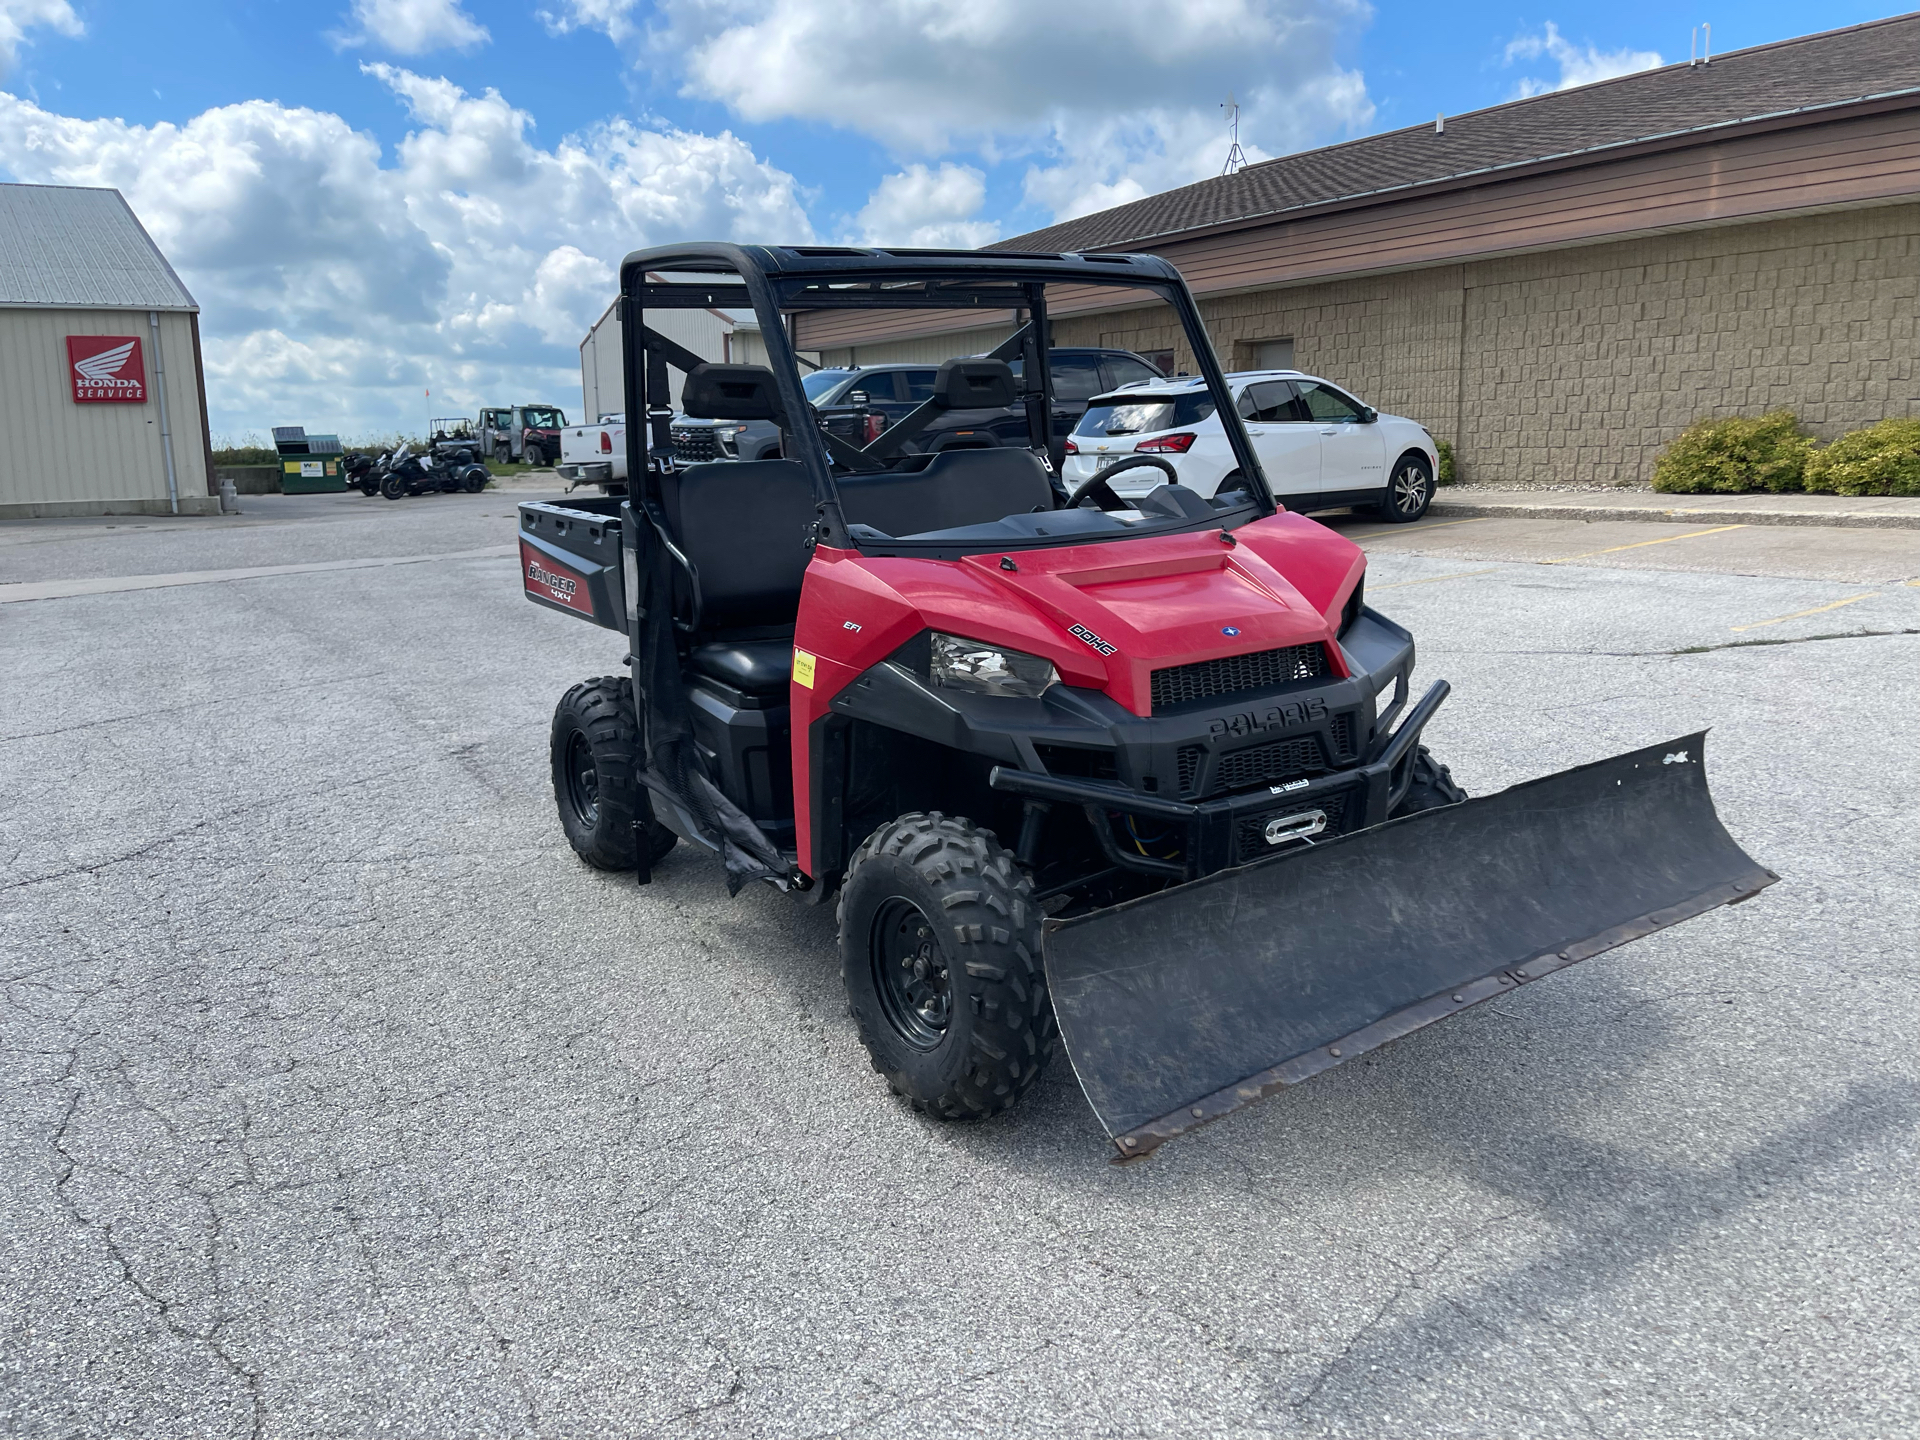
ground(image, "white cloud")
xmin=0 ymin=0 xmax=81 ymax=77
xmin=335 ymin=0 xmax=490 ymax=54
xmin=538 ymin=0 xmax=641 ymax=44
xmin=559 ymin=0 xmax=1374 ymax=227
xmin=850 ymin=163 xmax=998 ymax=248
xmin=0 ymin=71 xmax=814 ymax=436
xmin=1505 ymin=23 xmax=1662 ymax=98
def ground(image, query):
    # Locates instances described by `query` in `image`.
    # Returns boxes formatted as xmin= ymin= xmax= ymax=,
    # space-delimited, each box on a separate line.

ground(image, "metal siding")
xmin=0 ymin=307 xmax=207 ymax=506
xmin=0 ymin=185 xmax=198 ymax=310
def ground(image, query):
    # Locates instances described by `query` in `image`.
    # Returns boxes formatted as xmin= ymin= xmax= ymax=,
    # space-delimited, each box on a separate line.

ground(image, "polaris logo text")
xmin=526 ymin=560 xmax=577 ymax=597
xmin=1069 ymin=623 xmax=1117 ymax=656
xmin=1209 ymin=696 xmax=1327 ymax=739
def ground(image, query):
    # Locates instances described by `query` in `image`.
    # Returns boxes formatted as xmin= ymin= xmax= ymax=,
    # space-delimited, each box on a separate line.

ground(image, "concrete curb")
xmin=1428 ymin=495 xmax=1920 ymax=531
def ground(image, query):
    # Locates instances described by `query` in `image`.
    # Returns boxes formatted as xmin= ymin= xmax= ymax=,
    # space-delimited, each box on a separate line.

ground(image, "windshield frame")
xmin=621 ymin=246 xmax=1276 ymax=558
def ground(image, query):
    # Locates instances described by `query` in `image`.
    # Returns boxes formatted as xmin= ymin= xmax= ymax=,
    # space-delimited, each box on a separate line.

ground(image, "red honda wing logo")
xmin=68 ymin=335 xmax=147 ymax=403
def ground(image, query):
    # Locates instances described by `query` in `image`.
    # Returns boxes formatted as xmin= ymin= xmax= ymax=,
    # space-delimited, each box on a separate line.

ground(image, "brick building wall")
xmin=1055 ymin=203 xmax=1919 ymax=486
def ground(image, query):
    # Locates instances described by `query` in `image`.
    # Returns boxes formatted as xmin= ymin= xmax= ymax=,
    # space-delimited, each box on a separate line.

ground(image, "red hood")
xmin=800 ymin=513 xmax=1364 ymax=717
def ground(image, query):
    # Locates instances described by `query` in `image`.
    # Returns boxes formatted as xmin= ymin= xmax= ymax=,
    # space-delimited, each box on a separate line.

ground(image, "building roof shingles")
xmin=0 ymin=183 xmax=197 ymax=311
xmin=994 ymin=13 xmax=1920 ymax=255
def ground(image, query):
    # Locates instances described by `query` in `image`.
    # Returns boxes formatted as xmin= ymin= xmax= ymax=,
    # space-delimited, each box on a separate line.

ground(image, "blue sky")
xmin=0 ymin=0 xmax=1902 ymax=438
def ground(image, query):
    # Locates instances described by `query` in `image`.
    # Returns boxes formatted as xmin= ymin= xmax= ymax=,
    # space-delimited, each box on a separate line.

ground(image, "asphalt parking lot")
xmin=3 ymin=491 xmax=1917 ymax=1439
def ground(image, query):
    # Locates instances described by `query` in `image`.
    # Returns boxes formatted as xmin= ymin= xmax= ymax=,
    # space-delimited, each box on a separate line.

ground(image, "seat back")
xmin=657 ymin=459 xmax=814 ymax=628
xmin=839 ymin=448 xmax=1055 ymax=537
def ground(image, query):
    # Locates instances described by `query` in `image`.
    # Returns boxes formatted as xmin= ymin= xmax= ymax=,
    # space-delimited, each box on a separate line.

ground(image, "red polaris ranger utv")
xmin=518 ymin=246 xmax=1773 ymax=1160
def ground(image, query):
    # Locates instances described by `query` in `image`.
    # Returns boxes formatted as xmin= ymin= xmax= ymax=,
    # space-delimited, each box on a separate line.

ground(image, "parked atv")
xmin=516 ymin=245 xmax=1775 ymax=1161
xmin=379 ymin=444 xmax=489 ymax=499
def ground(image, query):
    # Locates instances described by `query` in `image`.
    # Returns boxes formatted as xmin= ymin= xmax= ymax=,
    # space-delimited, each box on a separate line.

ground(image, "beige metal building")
xmin=797 ymin=15 xmax=1920 ymax=487
xmin=0 ymin=183 xmax=215 ymax=518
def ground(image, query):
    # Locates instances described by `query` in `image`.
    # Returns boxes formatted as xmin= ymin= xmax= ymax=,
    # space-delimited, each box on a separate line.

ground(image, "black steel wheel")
xmin=870 ymin=897 xmax=952 ymax=1050
xmin=839 ymin=812 xmax=1055 ymax=1121
xmin=561 ymin=728 xmax=601 ymax=828
xmin=379 ymin=471 xmax=406 ymax=500
xmin=549 ymin=676 xmax=678 ymax=871
xmin=1375 ymin=452 xmax=1434 ymax=523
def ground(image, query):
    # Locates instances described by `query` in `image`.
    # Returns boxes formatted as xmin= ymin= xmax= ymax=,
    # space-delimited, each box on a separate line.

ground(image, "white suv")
xmin=1063 ymin=370 xmax=1441 ymax=522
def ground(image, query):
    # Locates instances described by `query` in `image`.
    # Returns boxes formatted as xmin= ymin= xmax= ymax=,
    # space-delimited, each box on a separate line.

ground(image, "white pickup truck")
xmin=556 ymin=415 xmax=626 ymax=492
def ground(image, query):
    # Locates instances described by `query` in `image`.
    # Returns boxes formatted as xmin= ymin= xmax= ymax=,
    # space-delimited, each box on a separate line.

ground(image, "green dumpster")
xmin=275 ymin=426 xmax=350 ymax=494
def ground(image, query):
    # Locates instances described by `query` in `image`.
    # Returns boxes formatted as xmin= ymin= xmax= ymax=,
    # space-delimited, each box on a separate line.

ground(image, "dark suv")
xmin=669 ymin=348 xmax=1164 ymax=464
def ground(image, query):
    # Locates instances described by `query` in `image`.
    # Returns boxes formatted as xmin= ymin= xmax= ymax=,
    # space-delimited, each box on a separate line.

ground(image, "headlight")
xmin=929 ymin=633 xmax=1059 ymax=699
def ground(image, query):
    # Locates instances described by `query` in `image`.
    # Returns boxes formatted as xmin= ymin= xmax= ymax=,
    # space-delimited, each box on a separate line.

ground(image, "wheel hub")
xmin=564 ymin=730 xmax=599 ymax=826
xmin=872 ymin=900 xmax=951 ymax=1050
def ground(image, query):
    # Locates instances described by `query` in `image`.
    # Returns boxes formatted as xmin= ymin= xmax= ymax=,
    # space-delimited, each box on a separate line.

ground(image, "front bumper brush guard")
xmin=989 ymin=680 xmax=1450 ymax=881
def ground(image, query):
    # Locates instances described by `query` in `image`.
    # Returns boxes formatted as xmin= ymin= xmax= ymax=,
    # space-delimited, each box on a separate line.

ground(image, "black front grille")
xmin=671 ymin=428 xmax=718 ymax=463
xmin=1213 ymin=735 xmax=1329 ymax=794
xmin=1330 ymin=711 xmax=1357 ymax=760
xmin=1235 ymin=792 xmax=1351 ymax=862
xmin=1176 ymin=746 xmax=1204 ymax=796
xmin=1151 ymin=644 xmax=1326 ymax=713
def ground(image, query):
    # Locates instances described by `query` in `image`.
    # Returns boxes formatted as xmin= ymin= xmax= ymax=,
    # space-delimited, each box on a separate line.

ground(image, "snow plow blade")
xmin=1042 ymin=732 xmax=1775 ymax=1161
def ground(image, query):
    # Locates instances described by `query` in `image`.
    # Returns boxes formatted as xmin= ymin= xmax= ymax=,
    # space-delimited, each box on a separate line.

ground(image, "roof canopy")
xmin=0 ymin=183 xmax=197 ymax=311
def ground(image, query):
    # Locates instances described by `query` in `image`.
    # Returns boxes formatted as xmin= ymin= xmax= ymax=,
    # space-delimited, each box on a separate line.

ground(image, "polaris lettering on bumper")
xmin=1210 ymin=696 xmax=1328 ymax=739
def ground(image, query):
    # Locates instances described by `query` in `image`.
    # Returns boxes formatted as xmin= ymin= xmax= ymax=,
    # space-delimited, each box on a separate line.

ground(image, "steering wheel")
xmin=1069 ymin=454 xmax=1180 ymax=510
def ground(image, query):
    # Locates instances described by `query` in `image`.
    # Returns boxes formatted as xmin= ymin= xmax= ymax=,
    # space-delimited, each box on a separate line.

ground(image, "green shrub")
xmin=1435 ymin=438 xmax=1457 ymax=486
xmin=1652 ymin=411 xmax=1812 ymax=494
xmin=210 ymin=443 xmax=277 ymax=466
xmin=1803 ymin=417 xmax=1920 ymax=496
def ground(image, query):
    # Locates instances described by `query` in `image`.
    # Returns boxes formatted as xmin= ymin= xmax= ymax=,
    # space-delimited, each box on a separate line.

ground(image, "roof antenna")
xmin=1221 ymin=93 xmax=1248 ymax=176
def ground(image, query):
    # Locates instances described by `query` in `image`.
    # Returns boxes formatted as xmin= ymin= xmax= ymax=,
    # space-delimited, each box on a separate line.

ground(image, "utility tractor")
xmin=517 ymin=245 xmax=1774 ymax=1160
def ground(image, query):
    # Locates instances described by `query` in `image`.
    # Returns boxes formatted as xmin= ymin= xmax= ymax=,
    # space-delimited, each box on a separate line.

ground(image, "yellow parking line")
xmin=1542 ymin=524 xmax=1746 ymax=565
xmin=1357 ymin=517 xmax=1489 ymax=540
xmin=1370 ymin=568 xmax=1499 ymax=591
xmin=1730 ymin=593 xmax=1880 ymax=632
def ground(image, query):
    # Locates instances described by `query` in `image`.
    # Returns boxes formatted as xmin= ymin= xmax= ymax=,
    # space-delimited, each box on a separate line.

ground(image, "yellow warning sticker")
xmin=792 ymin=649 xmax=817 ymax=688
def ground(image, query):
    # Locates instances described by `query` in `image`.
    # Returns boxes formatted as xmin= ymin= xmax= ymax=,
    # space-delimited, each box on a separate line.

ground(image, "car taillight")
xmin=1064 ymin=438 xmax=1079 ymax=454
xmin=599 ymin=431 xmax=611 ymax=453
xmin=863 ymin=413 xmax=886 ymax=444
xmin=1137 ymin=432 xmax=1197 ymax=453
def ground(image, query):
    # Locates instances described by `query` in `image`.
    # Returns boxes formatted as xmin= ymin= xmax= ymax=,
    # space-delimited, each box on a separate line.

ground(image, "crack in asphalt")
xmin=50 ymin=1087 xmax=267 ymax=1440
xmin=0 ymin=755 xmax=446 ymax=893
xmin=1287 ymin=1212 xmax=1520 ymax=1416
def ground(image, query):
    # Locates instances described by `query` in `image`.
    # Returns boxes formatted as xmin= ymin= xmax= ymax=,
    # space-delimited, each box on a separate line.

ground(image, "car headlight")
xmin=929 ymin=633 xmax=1059 ymax=699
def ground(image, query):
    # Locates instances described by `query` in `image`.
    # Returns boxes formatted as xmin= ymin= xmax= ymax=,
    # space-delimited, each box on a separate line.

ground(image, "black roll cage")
xmin=616 ymin=243 xmax=1277 ymax=553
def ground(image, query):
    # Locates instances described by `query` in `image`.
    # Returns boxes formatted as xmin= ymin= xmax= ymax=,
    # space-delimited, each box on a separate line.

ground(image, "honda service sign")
xmin=67 ymin=335 xmax=147 ymax=404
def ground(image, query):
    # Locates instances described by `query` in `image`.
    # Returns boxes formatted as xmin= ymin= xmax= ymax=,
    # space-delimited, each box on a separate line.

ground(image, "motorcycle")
xmin=341 ymin=452 xmax=382 ymax=497
xmin=378 ymin=444 xmax=491 ymax=500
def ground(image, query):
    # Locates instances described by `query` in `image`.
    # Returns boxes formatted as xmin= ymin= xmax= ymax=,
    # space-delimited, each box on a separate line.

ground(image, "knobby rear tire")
xmin=550 ymin=676 xmax=677 ymax=871
xmin=839 ymin=813 xmax=1057 ymax=1122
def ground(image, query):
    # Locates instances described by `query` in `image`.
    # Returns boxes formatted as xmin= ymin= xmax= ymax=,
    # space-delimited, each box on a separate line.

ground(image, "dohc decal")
xmin=519 ymin=541 xmax=594 ymax=616
xmin=1068 ymin=623 xmax=1117 ymax=656
xmin=67 ymin=336 xmax=147 ymax=404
